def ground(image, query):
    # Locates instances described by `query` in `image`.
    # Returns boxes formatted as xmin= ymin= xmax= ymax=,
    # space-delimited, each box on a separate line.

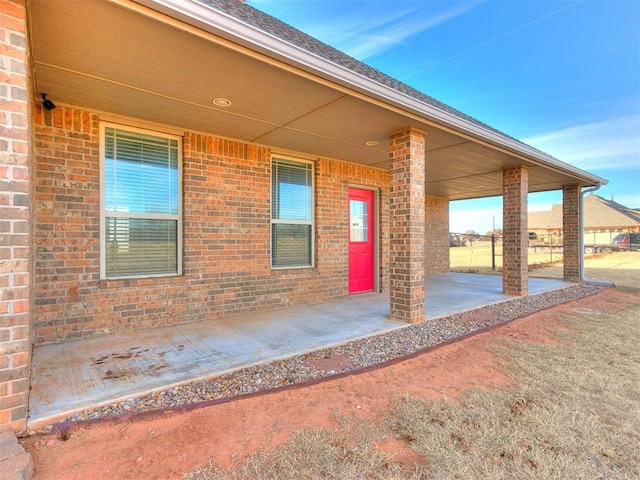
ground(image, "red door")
xmin=348 ymin=188 xmax=374 ymax=293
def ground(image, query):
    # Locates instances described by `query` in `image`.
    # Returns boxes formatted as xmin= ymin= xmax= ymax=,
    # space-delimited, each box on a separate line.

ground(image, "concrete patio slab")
xmin=28 ymin=273 xmax=570 ymax=428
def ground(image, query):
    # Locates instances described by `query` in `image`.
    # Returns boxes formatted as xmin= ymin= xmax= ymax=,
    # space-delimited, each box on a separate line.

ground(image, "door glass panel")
xmin=350 ymin=199 xmax=368 ymax=242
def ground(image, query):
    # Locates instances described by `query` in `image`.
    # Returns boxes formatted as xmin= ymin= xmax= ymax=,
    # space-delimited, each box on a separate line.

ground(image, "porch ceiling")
xmin=28 ymin=0 xmax=599 ymax=200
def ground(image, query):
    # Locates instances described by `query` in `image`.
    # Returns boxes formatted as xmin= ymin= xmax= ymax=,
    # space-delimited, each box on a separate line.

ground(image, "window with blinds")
xmin=271 ymin=157 xmax=314 ymax=268
xmin=101 ymin=124 xmax=182 ymax=278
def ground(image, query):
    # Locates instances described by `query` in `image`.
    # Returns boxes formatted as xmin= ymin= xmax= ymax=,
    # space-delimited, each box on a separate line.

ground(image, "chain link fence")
xmin=449 ymin=228 xmax=640 ymax=274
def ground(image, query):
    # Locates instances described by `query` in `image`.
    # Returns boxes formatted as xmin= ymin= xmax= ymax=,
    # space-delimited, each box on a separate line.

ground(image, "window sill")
xmin=270 ymin=265 xmax=317 ymax=274
xmin=99 ymin=273 xmax=181 ymax=288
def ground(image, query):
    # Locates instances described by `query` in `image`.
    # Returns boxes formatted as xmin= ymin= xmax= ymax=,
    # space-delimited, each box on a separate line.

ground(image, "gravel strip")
xmin=61 ymin=284 xmax=603 ymax=424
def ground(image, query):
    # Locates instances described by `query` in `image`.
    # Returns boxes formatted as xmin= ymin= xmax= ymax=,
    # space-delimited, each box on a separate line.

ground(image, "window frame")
xmin=99 ymin=122 xmax=183 ymax=280
xmin=270 ymin=155 xmax=315 ymax=269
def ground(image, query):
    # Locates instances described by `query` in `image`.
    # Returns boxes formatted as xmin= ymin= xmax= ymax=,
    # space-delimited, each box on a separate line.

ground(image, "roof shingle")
xmin=529 ymin=195 xmax=640 ymax=229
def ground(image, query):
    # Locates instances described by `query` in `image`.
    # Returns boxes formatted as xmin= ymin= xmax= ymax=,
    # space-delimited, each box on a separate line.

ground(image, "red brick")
xmin=33 ymin=107 xmax=392 ymax=344
xmin=11 ymin=300 xmax=29 ymax=314
xmin=1 ymin=0 xmax=30 ymax=432
xmin=11 ymin=352 xmax=28 ymax=367
xmin=425 ymin=196 xmax=449 ymax=273
xmin=389 ymin=128 xmax=425 ymax=323
xmin=502 ymin=166 xmax=529 ymax=295
xmin=563 ymin=184 xmax=581 ymax=282
xmin=0 ymin=0 xmax=26 ymax=22
xmin=0 ymin=409 xmax=10 ymax=427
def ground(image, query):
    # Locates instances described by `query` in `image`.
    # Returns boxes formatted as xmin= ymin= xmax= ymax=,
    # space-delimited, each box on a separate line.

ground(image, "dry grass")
xmin=186 ymin=298 xmax=640 ymax=480
xmin=531 ymin=251 xmax=640 ymax=289
xmin=186 ymin=426 xmax=420 ymax=480
xmin=450 ymin=243 xmax=565 ymax=273
xmin=388 ymin=306 xmax=640 ymax=479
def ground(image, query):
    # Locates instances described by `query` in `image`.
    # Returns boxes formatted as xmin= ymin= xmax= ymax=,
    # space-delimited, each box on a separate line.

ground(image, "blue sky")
xmin=250 ymin=0 xmax=639 ymax=234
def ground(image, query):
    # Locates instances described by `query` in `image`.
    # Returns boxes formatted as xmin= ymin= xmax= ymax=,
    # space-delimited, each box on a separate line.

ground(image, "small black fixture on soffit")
xmin=41 ymin=93 xmax=56 ymax=110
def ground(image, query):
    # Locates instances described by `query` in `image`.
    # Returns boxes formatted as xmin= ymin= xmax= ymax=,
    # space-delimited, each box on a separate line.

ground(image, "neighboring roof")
xmin=529 ymin=194 xmax=640 ymax=229
xmin=529 ymin=204 xmax=563 ymax=230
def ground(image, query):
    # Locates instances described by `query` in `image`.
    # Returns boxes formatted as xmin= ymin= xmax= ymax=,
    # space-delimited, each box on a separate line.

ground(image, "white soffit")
xmin=131 ymin=0 xmax=607 ymax=188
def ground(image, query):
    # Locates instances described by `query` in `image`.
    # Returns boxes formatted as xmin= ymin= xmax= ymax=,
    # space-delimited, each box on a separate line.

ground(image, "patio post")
xmin=502 ymin=166 xmax=529 ymax=296
xmin=424 ymin=196 xmax=450 ymax=274
xmin=563 ymin=184 xmax=581 ymax=282
xmin=389 ymin=127 xmax=426 ymax=323
xmin=0 ymin=0 xmax=33 ymax=433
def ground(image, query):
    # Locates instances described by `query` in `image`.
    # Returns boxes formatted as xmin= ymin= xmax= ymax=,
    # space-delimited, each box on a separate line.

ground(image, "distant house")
xmin=529 ymin=194 xmax=640 ymax=245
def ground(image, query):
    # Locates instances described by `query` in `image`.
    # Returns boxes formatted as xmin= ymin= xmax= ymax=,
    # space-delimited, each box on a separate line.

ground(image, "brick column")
xmin=0 ymin=0 xmax=32 ymax=433
xmin=424 ymin=196 xmax=450 ymax=274
xmin=502 ymin=166 xmax=528 ymax=296
xmin=389 ymin=128 xmax=425 ymax=323
xmin=563 ymin=184 xmax=581 ymax=282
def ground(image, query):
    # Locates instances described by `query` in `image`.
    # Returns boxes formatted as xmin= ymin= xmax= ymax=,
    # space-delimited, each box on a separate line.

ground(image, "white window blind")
xmin=271 ymin=158 xmax=313 ymax=267
xmin=102 ymin=125 xmax=181 ymax=278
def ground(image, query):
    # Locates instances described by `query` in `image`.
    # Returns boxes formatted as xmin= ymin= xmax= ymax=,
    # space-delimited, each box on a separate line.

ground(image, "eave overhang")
xmin=133 ymin=0 xmax=607 ymax=189
xmin=28 ymin=0 xmax=607 ymax=201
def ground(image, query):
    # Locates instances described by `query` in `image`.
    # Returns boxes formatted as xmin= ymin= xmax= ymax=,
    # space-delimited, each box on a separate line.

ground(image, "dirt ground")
xmin=21 ymin=287 xmax=640 ymax=480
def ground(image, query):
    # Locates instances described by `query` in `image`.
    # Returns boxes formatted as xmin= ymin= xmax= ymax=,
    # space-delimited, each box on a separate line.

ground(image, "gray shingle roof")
xmin=529 ymin=195 xmax=640 ymax=229
xmin=584 ymin=195 xmax=640 ymax=227
xmin=200 ymin=0 xmax=526 ymax=145
xmin=528 ymin=204 xmax=562 ymax=230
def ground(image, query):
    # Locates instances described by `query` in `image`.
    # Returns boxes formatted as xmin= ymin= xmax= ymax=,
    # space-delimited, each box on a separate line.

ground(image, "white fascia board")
xmin=131 ymin=0 xmax=606 ymax=186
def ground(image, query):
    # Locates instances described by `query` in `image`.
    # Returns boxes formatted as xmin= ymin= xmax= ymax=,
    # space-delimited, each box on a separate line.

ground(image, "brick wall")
xmin=0 ymin=0 xmax=32 ymax=433
xmin=562 ymin=184 xmax=580 ymax=282
xmin=316 ymin=159 xmax=390 ymax=292
xmin=33 ymin=107 xmax=100 ymax=341
xmin=502 ymin=166 xmax=528 ymax=296
xmin=33 ymin=105 xmax=390 ymax=344
xmin=425 ymin=196 xmax=449 ymax=273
